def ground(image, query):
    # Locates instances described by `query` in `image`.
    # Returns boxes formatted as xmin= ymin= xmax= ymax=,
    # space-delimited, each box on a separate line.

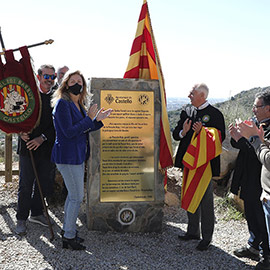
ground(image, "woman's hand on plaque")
xmin=96 ymin=108 xmax=113 ymax=121
xmin=87 ymin=104 xmax=98 ymax=120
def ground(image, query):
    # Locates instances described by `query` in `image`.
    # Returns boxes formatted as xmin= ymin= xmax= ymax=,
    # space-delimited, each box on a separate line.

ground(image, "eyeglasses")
xmin=43 ymin=74 xmax=56 ymax=80
xmin=253 ymin=104 xmax=265 ymax=109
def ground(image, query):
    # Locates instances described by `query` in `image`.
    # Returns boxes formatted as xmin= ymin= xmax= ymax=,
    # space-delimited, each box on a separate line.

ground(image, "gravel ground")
xmin=0 ymin=174 xmax=257 ymax=270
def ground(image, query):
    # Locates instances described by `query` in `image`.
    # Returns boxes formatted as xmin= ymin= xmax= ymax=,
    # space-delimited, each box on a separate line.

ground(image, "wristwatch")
xmin=249 ymin=135 xmax=259 ymax=144
xmin=41 ymin=133 xmax=47 ymax=141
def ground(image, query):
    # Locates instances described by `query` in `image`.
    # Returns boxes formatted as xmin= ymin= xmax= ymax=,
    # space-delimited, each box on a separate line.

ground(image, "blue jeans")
xmin=262 ymin=199 xmax=270 ymax=249
xmin=56 ymin=163 xmax=85 ymax=239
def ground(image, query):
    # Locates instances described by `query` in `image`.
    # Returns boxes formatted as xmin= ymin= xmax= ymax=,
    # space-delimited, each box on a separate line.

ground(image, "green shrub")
xmin=215 ymin=196 xmax=244 ymax=221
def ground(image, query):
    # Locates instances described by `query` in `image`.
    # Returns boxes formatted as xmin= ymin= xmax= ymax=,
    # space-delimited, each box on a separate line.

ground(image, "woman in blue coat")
xmin=51 ymin=70 xmax=112 ymax=250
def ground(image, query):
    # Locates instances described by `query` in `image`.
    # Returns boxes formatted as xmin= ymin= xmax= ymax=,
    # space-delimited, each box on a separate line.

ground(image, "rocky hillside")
xmin=215 ymin=86 xmax=270 ymax=126
xmin=168 ymin=86 xmax=270 ymax=152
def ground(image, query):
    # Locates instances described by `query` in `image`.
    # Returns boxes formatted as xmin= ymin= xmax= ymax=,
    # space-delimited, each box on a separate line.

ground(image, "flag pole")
xmin=0 ymin=28 xmax=54 ymax=241
xmin=0 ymin=27 xmax=6 ymax=51
xmin=145 ymin=2 xmax=173 ymax=189
xmin=29 ymin=150 xmax=55 ymax=240
xmin=0 ymin=39 xmax=54 ymax=55
xmin=146 ymin=2 xmax=173 ymax=149
xmin=145 ymin=3 xmax=165 ymax=94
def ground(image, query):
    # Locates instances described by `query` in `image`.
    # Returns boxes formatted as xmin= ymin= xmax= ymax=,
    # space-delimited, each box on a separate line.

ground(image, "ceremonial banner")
xmin=124 ymin=0 xmax=173 ymax=188
xmin=0 ymin=46 xmax=41 ymax=134
xmin=181 ymin=127 xmax=222 ymax=213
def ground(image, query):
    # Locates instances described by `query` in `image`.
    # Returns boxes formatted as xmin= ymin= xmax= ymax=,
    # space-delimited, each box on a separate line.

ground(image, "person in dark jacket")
xmin=51 ymin=65 xmax=70 ymax=201
xmin=15 ymin=64 xmax=56 ymax=235
xmin=51 ymin=70 xmax=112 ymax=250
xmin=173 ymin=83 xmax=225 ymax=251
xmin=230 ymin=91 xmax=270 ymax=270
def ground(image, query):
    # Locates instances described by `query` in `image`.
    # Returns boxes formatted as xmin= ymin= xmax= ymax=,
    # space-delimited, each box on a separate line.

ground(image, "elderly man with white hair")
xmin=173 ymin=83 xmax=225 ymax=251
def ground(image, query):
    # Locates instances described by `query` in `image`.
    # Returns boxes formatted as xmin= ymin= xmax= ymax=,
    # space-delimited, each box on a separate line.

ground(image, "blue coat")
xmin=51 ymin=98 xmax=103 ymax=164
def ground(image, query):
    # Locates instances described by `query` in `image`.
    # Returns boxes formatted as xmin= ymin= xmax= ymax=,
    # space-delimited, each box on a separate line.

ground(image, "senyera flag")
xmin=0 ymin=46 xmax=41 ymax=134
xmin=124 ymin=0 xmax=173 ymax=188
xmin=181 ymin=127 xmax=222 ymax=213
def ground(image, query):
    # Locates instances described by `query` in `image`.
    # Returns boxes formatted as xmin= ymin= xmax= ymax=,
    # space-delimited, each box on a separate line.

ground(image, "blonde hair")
xmin=51 ymin=70 xmax=89 ymax=109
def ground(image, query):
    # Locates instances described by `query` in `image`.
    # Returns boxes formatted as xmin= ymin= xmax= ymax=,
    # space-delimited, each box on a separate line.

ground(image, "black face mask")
xmin=68 ymin=83 xmax=83 ymax=96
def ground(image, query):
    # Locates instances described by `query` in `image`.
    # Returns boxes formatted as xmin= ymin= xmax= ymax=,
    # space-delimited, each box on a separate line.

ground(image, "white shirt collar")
xmin=39 ymin=87 xmax=53 ymax=95
xmin=197 ymin=101 xmax=209 ymax=110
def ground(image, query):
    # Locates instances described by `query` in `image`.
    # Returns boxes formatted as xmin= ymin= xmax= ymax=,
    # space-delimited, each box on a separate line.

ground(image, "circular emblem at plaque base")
xmin=118 ymin=208 xmax=136 ymax=225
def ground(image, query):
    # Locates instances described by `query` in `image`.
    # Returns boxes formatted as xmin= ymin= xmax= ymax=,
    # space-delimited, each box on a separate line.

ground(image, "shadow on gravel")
xmin=174 ymin=240 xmax=255 ymax=270
xmin=0 ymin=198 xmax=255 ymax=270
xmin=25 ymin=209 xmax=254 ymax=270
xmin=0 ymin=202 xmax=17 ymax=241
xmin=163 ymin=207 xmax=255 ymax=270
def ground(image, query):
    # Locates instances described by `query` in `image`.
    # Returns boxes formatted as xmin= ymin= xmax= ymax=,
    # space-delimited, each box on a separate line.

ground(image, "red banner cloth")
xmin=0 ymin=46 xmax=41 ymax=134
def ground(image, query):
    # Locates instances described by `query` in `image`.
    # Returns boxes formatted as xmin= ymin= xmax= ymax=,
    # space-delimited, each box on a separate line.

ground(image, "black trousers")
xmin=16 ymin=154 xmax=55 ymax=221
xmin=244 ymin=197 xmax=270 ymax=256
xmin=187 ymin=180 xmax=214 ymax=242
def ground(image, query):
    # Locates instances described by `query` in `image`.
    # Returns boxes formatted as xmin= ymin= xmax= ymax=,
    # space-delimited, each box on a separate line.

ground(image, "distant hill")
xmin=168 ymin=86 xmax=270 ymax=152
xmin=1 ymin=87 xmax=270 ymax=161
xmin=168 ymin=86 xmax=270 ymax=129
xmin=167 ymin=97 xmax=226 ymax=111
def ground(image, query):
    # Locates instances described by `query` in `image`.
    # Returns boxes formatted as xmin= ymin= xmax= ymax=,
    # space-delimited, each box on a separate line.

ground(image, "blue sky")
xmin=1 ymin=0 xmax=270 ymax=98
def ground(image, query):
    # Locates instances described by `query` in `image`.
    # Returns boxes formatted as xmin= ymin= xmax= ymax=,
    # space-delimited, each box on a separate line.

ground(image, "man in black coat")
xmin=15 ymin=64 xmax=56 ymax=235
xmin=173 ymin=83 xmax=225 ymax=251
xmin=229 ymin=91 xmax=270 ymax=269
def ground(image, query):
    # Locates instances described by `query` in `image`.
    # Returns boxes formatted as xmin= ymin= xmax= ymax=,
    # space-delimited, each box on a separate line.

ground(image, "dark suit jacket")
xmin=17 ymin=91 xmax=55 ymax=159
xmin=173 ymin=104 xmax=225 ymax=177
xmin=230 ymin=120 xmax=270 ymax=200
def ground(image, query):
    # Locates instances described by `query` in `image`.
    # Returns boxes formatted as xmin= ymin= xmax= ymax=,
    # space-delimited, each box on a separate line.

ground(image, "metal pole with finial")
xmin=0 ymin=39 xmax=54 ymax=55
xmin=0 ymin=27 xmax=6 ymax=51
xmin=0 ymin=27 xmax=54 ymax=56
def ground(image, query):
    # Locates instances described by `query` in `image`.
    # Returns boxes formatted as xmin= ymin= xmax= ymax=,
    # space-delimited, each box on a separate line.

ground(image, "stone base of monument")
xmin=86 ymin=202 xmax=164 ymax=233
xmin=86 ymin=78 xmax=164 ymax=233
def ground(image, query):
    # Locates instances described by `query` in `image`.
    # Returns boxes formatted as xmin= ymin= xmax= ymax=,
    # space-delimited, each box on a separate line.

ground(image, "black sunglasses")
xmin=43 ymin=74 xmax=56 ymax=80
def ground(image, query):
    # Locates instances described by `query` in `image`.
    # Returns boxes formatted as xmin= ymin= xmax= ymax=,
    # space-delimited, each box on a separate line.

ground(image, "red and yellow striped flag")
xmin=124 ymin=0 xmax=173 ymax=188
xmin=181 ymin=127 xmax=222 ymax=213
